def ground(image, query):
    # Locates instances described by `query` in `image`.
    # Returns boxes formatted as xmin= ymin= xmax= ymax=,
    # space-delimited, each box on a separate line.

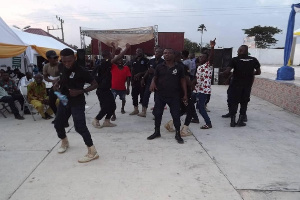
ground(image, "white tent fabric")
xmin=12 ymin=29 xmax=74 ymax=51
xmin=12 ymin=28 xmax=75 ymax=62
xmin=0 ymin=17 xmax=26 ymax=46
xmin=82 ymin=26 xmax=154 ymax=49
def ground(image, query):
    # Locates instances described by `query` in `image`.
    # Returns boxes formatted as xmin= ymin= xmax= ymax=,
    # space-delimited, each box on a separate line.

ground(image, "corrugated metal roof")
xmin=24 ymin=28 xmax=75 ymax=49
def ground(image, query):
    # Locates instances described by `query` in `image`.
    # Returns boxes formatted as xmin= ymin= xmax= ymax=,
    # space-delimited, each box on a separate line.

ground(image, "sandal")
xmin=200 ymin=124 xmax=212 ymax=129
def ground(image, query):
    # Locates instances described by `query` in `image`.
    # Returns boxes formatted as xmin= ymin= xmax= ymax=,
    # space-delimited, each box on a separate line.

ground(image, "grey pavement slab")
xmin=192 ymin=86 xmax=300 ymax=192
xmin=1 ymin=85 xmax=300 ymax=200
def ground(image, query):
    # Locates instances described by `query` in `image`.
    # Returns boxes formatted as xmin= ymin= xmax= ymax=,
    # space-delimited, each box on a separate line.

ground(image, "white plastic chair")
xmin=19 ymin=86 xmax=36 ymax=121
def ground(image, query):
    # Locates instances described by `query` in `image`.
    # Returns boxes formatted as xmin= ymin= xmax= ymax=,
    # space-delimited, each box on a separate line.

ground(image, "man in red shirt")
xmin=111 ymin=58 xmax=131 ymax=120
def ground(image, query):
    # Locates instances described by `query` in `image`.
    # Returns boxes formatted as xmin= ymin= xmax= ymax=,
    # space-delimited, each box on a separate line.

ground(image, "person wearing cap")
xmin=43 ymin=50 xmax=60 ymax=117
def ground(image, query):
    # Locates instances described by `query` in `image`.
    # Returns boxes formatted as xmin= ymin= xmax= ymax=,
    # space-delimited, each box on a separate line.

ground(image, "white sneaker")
xmin=58 ymin=138 xmax=69 ymax=153
xmin=92 ymin=118 xmax=101 ymax=128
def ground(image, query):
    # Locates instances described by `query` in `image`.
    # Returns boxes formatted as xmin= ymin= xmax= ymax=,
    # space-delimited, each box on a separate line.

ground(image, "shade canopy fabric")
xmin=0 ymin=17 xmax=27 ymax=58
xmin=294 ymin=28 xmax=300 ymax=35
xmin=82 ymin=26 xmax=154 ymax=49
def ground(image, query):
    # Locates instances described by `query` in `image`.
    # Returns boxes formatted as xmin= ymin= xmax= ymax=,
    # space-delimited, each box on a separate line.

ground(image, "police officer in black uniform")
xmin=92 ymin=43 xmax=131 ymax=128
xmin=54 ymin=48 xmax=99 ymax=163
xmin=223 ymin=45 xmax=261 ymax=127
xmin=147 ymin=48 xmax=187 ymax=144
xmin=129 ymin=48 xmax=149 ymax=115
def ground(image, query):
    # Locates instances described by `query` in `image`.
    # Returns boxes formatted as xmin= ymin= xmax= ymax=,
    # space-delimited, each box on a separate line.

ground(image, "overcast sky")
xmin=2 ymin=0 xmax=300 ymax=49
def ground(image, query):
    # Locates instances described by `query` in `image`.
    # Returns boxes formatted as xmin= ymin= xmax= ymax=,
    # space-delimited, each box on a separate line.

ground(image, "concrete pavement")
xmin=0 ymin=85 xmax=299 ymax=200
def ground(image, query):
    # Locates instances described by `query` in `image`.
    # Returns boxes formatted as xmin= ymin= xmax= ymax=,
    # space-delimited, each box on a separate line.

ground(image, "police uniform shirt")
xmin=154 ymin=62 xmax=185 ymax=98
xmin=59 ymin=61 xmax=94 ymax=106
xmin=131 ymin=57 xmax=149 ymax=86
xmin=147 ymin=57 xmax=164 ymax=81
xmin=229 ymin=55 xmax=260 ymax=87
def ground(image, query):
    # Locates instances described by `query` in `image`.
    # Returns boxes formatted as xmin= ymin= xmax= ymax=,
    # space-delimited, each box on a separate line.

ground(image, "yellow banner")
xmin=0 ymin=43 xmax=27 ymax=58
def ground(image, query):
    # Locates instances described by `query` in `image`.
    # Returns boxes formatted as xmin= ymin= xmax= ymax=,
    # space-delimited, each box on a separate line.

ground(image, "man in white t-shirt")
xmin=18 ymin=72 xmax=33 ymax=87
xmin=192 ymin=39 xmax=216 ymax=129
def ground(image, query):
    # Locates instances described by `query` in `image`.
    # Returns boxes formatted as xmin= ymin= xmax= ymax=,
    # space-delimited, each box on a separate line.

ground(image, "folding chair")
xmin=19 ymin=86 xmax=36 ymax=121
xmin=0 ymin=103 xmax=10 ymax=118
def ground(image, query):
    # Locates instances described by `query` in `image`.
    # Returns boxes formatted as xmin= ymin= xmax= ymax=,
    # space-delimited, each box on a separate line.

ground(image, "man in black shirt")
xmin=139 ymin=47 xmax=164 ymax=117
xmin=223 ymin=45 xmax=261 ymax=127
xmin=129 ymin=48 xmax=149 ymax=115
xmin=147 ymin=48 xmax=187 ymax=144
xmin=53 ymin=48 xmax=99 ymax=163
xmin=92 ymin=43 xmax=130 ymax=128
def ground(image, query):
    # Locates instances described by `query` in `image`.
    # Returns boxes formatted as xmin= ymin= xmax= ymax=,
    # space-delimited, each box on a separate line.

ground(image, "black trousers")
xmin=11 ymin=93 xmax=24 ymax=108
xmin=49 ymin=87 xmax=58 ymax=114
xmin=153 ymin=95 xmax=181 ymax=130
xmin=0 ymin=96 xmax=19 ymax=116
xmin=180 ymin=97 xmax=196 ymax=126
xmin=131 ymin=83 xmax=144 ymax=107
xmin=228 ymin=85 xmax=252 ymax=116
xmin=54 ymin=102 xmax=93 ymax=147
xmin=96 ymin=89 xmax=116 ymax=120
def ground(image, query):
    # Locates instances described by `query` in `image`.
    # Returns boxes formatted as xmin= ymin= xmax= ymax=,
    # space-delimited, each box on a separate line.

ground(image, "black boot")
xmin=175 ymin=130 xmax=184 ymax=144
xmin=236 ymin=115 xmax=246 ymax=127
xmin=147 ymin=127 xmax=161 ymax=140
xmin=230 ymin=115 xmax=236 ymax=127
xmin=243 ymin=114 xmax=248 ymax=122
xmin=222 ymin=113 xmax=231 ymax=118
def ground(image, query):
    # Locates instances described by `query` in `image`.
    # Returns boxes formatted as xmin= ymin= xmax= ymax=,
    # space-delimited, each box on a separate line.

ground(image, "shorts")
xmin=111 ymin=89 xmax=126 ymax=101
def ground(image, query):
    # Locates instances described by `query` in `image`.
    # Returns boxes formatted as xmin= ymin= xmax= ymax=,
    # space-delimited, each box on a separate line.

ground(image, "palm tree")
xmin=197 ymin=24 xmax=207 ymax=51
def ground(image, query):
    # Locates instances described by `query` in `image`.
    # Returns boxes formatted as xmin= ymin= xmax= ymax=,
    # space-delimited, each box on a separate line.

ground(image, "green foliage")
xmin=242 ymin=25 xmax=282 ymax=48
xmin=184 ymin=38 xmax=200 ymax=53
xmin=197 ymin=24 xmax=207 ymax=33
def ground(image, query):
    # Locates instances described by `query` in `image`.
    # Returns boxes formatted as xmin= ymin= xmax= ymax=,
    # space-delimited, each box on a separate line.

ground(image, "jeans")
xmin=196 ymin=92 xmax=211 ymax=126
xmin=54 ymin=102 xmax=93 ymax=147
xmin=182 ymin=97 xmax=196 ymax=126
xmin=153 ymin=95 xmax=181 ymax=130
xmin=0 ymin=96 xmax=19 ymax=116
xmin=96 ymin=89 xmax=116 ymax=120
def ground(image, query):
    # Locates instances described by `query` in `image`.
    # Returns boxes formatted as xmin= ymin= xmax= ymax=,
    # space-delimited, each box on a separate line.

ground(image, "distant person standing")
xmin=192 ymin=39 xmax=216 ymax=129
xmin=139 ymin=47 xmax=164 ymax=117
xmin=110 ymin=58 xmax=131 ymax=120
xmin=92 ymin=43 xmax=131 ymax=128
xmin=129 ymin=48 xmax=149 ymax=115
xmin=147 ymin=48 xmax=187 ymax=144
xmin=43 ymin=50 xmax=60 ymax=116
xmin=222 ymin=45 xmax=261 ymax=127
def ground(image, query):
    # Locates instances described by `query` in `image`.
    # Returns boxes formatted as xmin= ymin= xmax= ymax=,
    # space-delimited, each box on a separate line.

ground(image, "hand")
xmin=134 ymin=73 xmax=141 ymax=81
xmin=69 ymin=89 xmax=83 ymax=97
xmin=53 ymin=81 xmax=60 ymax=91
xmin=149 ymin=81 xmax=157 ymax=92
xmin=126 ymin=88 xmax=130 ymax=95
xmin=141 ymin=78 xmax=145 ymax=87
xmin=111 ymin=42 xmax=116 ymax=48
xmin=210 ymin=38 xmax=216 ymax=47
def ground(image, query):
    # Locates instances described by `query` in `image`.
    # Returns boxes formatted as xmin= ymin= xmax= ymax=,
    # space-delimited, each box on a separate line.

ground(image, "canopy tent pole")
xmin=276 ymin=3 xmax=300 ymax=80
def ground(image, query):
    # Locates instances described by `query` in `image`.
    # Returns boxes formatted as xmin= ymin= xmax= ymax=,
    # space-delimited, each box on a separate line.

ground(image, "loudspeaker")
xmin=77 ymin=49 xmax=85 ymax=67
xmin=212 ymin=48 xmax=232 ymax=85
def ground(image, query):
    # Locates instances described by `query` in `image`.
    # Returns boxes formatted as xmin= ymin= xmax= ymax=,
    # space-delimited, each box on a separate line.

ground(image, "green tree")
xmin=197 ymin=24 xmax=207 ymax=50
xmin=184 ymin=38 xmax=200 ymax=53
xmin=242 ymin=25 xmax=282 ymax=48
